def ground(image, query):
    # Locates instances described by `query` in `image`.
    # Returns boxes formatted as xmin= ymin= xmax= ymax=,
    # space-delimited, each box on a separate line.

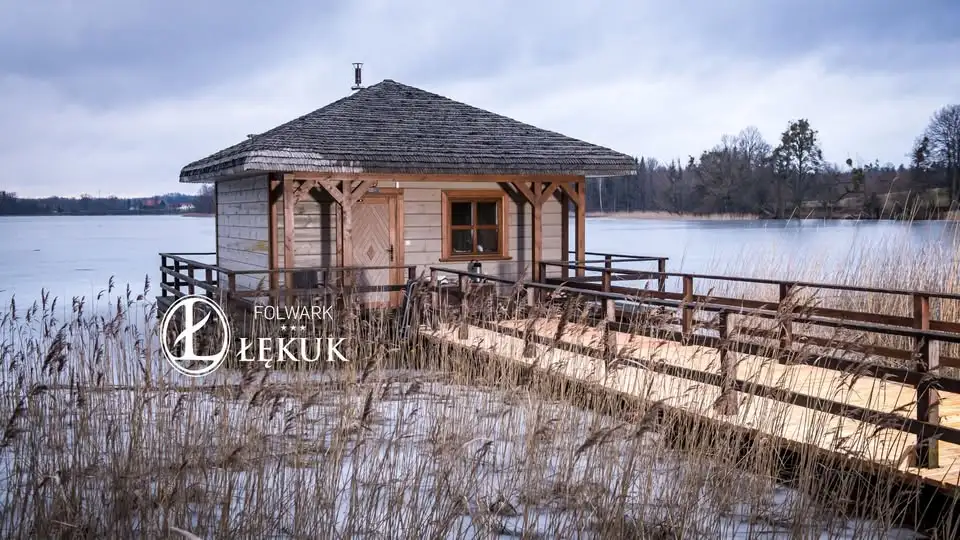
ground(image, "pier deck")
xmin=423 ymin=318 xmax=960 ymax=490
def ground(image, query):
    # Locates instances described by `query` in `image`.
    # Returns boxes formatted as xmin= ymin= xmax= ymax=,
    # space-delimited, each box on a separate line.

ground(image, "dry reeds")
xmin=0 ymin=267 xmax=956 ymax=538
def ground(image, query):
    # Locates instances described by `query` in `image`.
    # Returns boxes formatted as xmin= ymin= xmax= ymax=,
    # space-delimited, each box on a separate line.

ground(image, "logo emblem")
xmin=159 ymin=295 xmax=231 ymax=377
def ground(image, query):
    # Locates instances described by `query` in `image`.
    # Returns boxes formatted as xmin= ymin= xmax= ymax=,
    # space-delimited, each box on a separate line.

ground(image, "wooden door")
xmin=352 ymin=192 xmax=402 ymax=307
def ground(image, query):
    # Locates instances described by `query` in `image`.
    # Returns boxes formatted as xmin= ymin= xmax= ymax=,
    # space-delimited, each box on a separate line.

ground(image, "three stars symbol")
xmin=279 ymin=324 xmax=308 ymax=332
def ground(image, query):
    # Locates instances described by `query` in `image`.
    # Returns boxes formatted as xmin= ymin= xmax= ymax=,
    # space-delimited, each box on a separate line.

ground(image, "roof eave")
xmin=180 ymin=151 xmax=636 ymax=183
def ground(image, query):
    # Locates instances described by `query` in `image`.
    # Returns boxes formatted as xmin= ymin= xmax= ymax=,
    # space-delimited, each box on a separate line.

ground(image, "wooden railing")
xmin=159 ymin=252 xmax=419 ymax=304
xmin=159 ymin=253 xmax=221 ymax=298
xmin=426 ymin=260 xmax=960 ymax=470
xmin=562 ymin=250 xmax=668 ymax=291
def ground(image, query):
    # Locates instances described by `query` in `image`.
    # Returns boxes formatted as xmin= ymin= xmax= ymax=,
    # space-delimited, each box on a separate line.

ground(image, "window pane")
xmin=451 ymin=229 xmax=474 ymax=254
xmin=476 ymin=201 xmax=499 ymax=225
xmin=476 ymin=228 xmax=499 ymax=254
xmin=451 ymin=202 xmax=473 ymax=226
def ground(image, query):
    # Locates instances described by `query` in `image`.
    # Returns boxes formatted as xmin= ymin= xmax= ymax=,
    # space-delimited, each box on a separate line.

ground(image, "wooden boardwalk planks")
xmin=422 ymin=318 xmax=960 ymax=490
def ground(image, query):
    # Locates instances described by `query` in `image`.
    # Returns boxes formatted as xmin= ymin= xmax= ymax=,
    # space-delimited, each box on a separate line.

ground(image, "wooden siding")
xmin=399 ymin=181 xmax=563 ymax=280
xmin=216 ymin=176 xmax=270 ymax=291
xmin=276 ymin=190 xmax=339 ymax=274
xmin=216 ymin=177 xmax=566 ymax=290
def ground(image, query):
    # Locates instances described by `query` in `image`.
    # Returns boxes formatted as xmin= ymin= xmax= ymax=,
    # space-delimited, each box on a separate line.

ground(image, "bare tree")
xmin=733 ymin=126 xmax=771 ymax=168
xmin=923 ymin=104 xmax=960 ymax=203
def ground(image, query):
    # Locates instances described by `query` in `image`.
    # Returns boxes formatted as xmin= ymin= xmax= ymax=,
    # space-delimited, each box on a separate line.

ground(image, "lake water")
xmin=1 ymin=215 xmax=958 ymax=306
xmin=0 ymin=214 xmax=944 ymax=538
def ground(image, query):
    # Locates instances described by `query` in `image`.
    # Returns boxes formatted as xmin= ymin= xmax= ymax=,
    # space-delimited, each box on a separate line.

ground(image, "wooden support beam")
xmin=511 ymin=181 xmax=536 ymax=205
xmin=575 ymin=180 xmax=586 ymax=278
xmin=536 ymin=181 xmax=559 ymax=206
xmin=316 ymin=179 xmax=345 ymax=205
xmin=560 ymin=191 xmax=570 ymax=280
xmin=531 ymin=180 xmax=543 ymax=282
xmin=282 ymin=179 xmax=297 ymax=301
xmin=558 ymin=181 xmax=578 ymax=202
xmin=348 ymin=179 xmax=376 ymax=200
xmin=342 ymin=196 xmax=354 ymax=268
xmin=268 ymin=174 xmax=280 ymax=292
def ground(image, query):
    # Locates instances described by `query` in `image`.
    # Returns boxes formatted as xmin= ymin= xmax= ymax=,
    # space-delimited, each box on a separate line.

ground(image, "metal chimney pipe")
xmin=352 ymin=63 xmax=363 ymax=91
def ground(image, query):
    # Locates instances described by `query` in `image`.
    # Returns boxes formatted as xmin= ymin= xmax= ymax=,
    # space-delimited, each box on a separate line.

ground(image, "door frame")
xmin=353 ymin=187 xmax=405 ymax=308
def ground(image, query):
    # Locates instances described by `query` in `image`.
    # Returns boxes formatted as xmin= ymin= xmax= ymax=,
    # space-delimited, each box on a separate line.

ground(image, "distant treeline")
xmin=586 ymin=105 xmax=960 ymax=219
xmin=0 ymin=185 xmax=214 ymax=216
xmin=3 ymin=104 xmax=959 ymax=220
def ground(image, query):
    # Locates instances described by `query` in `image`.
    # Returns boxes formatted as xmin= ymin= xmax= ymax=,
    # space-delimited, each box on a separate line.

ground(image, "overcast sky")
xmin=2 ymin=0 xmax=959 ymax=198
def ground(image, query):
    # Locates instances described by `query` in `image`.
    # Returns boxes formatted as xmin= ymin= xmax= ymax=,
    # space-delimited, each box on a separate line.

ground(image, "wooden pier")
xmin=156 ymin=249 xmax=960 ymax=495
xmin=419 ymin=255 xmax=960 ymax=494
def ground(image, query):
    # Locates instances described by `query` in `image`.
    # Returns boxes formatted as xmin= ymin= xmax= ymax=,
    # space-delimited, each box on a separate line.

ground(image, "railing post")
xmin=537 ymin=261 xmax=547 ymax=284
xmin=458 ymin=275 xmax=471 ymax=339
xmin=187 ymin=265 xmax=196 ymax=295
xmin=523 ymin=284 xmax=538 ymax=358
xmin=173 ymin=259 xmax=182 ymax=296
xmin=657 ymin=258 xmax=667 ymax=293
xmin=429 ymin=269 xmax=440 ymax=330
xmin=601 ymin=268 xmax=617 ymax=359
xmin=601 ymin=267 xmax=615 ymax=323
xmin=776 ymin=283 xmax=794 ymax=364
xmin=160 ymin=255 xmax=168 ymax=297
xmin=204 ymin=268 xmax=213 ymax=298
xmin=227 ymin=272 xmax=237 ymax=302
xmin=714 ymin=311 xmax=738 ymax=415
xmin=913 ymin=293 xmax=940 ymax=469
xmin=408 ymin=266 xmax=416 ymax=282
xmin=681 ymin=275 xmax=694 ymax=340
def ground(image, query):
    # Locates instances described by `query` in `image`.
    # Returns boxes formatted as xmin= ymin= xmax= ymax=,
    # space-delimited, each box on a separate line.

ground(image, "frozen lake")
xmin=1 ymin=214 xmax=957 ymax=306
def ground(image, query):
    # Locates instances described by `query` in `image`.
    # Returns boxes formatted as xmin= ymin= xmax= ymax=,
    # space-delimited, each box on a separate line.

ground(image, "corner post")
xmin=160 ymin=255 xmax=169 ymax=297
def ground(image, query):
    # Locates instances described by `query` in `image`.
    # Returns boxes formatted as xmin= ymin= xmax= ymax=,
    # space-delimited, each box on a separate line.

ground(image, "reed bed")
xmin=0 ymin=270 xmax=954 ymax=538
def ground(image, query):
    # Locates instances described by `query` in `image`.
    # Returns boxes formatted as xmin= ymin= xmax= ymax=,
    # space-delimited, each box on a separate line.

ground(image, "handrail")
xmin=427 ymin=266 xmax=960 ymax=345
xmin=428 ymin=263 xmax=954 ymax=468
xmin=229 ymin=264 xmax=418 ymax=276
xmin=160 ymin=252 xmax=420 ymax=301
xmin=159 ymin=252 xmax=224 ymax=273
xmin=546 ymin=260 xmax=960 ymax=301
xmin=566 ymin=250 xmax=668 ymax=262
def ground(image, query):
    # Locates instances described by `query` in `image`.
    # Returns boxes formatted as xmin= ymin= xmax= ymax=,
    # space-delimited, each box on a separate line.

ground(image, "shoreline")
xmin=586 ymin=211 xmax=760 ymax=220
xmin=586 ymin=210 xmax=960 ymax=221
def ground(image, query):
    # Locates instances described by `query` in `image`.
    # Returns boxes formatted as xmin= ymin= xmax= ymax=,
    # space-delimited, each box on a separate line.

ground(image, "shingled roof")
xmin=180 ymin=79 xmax=636 ymax=182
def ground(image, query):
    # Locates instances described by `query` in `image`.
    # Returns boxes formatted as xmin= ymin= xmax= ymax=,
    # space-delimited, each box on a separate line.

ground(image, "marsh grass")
xmin=0 ymin=268 xmax=954 ymax=538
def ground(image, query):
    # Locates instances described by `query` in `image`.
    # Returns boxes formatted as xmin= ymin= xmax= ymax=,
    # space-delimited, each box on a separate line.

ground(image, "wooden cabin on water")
xmin=160 ymin=78 xmax=635 ymax=310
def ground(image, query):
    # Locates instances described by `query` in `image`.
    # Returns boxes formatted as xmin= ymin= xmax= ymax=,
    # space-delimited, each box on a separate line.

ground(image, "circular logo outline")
xmin=159 ymin=294 xmax=232 ymax=377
